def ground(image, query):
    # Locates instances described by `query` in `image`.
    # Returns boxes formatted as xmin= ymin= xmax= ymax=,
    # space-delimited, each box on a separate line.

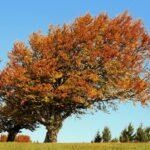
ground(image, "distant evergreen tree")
xmin=102 ymin=127 xmax=111 ymax=142
xmin=120 ymin=128 xmax=129 ymax=142
xmin=120 ymin=123 xmax=135 ymax=142
xmin=127 ymin=123 xmax=135 ymax=142
xmin=144 ymin=127 xmax=150 ymax=142
xmin=135 ymin=124 xmax=146 ymax=142
xmin=93 ymin=131 xmax=102 ymax=143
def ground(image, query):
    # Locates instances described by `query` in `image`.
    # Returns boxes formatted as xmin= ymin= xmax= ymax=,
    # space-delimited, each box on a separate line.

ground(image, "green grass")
xmin=0 ymin=143 xmax=149 ymax=150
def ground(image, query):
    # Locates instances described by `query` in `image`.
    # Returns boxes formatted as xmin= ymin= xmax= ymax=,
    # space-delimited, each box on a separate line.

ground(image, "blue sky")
xmin=0 ymin=0 xmax=149 ymax=142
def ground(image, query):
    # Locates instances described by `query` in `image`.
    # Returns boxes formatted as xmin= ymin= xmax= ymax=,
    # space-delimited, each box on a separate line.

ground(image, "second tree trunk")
xmin=7 ymin=130 xmax=19 ymax=142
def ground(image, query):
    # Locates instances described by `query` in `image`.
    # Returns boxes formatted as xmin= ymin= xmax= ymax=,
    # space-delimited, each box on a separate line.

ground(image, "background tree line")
xmin=92 ymin=123 xmax=150 ymax=143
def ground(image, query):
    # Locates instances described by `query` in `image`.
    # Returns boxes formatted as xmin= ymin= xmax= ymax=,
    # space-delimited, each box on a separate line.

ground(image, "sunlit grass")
xmin=0 ymin=143 xmax=149 ymax=150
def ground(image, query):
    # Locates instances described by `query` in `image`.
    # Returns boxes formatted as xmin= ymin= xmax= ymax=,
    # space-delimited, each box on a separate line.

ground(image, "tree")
xmin=102 ymin=127 xmax=111 ymax=142
xmin=119 ymin=123 xmax=135 ymax=142
xmin=127 ymin=123 xmax=135 ymax=142
xmin=135 ymin=124 xmax=146 ymax=142
xmin=144 ymin=127 xmax=150 ymax=142
xmin=93 ymin=131 xmax=102 ymax=143
xmin=0 ymin=105 xmax=37 ymax=142
xmin=0 ymin=12 xmax=149 ymax=142
xmin=120 ymin=128 xmax=129 ymax=142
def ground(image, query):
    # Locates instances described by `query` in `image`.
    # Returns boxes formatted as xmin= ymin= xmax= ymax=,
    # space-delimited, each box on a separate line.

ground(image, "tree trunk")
xmin=44 ymin=115 xmax=63 ymax=143
xmin=44 ymin=126 xmax=60 ymax=143
xmin=39 ymin=106 xmax=72 ymax=143
xmin=7 ymin=130 xmax=18 ymax=142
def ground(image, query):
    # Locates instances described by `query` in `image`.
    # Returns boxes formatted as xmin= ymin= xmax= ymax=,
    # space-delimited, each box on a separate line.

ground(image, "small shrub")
xmin=15 ymin=135 xmax=31 ymax=142
xmin=111 ymin=138 xmax=119 ymax=142
xmin=0 ymin=135 xmax=7 ymax=142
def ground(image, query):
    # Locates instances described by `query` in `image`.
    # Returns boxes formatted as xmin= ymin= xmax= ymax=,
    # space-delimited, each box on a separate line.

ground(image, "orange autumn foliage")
xmin=0 ymin=135 xmax=7 ymax=142
xmin=0 ymin=134 xmax=31 ymax=142
xmin=15 ymin=135 xmax=31 ymax=142
xmin=0 ymin=12 xmax=149 ymax=115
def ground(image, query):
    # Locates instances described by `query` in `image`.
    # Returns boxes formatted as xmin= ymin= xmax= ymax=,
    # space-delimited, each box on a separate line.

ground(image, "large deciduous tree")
xmin=0 ymin=12 xmax=149 ymax=142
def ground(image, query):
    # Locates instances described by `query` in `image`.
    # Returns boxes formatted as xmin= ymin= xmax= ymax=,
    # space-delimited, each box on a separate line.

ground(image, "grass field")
xmin=0 ymin=143 xmax=149 ymax=150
